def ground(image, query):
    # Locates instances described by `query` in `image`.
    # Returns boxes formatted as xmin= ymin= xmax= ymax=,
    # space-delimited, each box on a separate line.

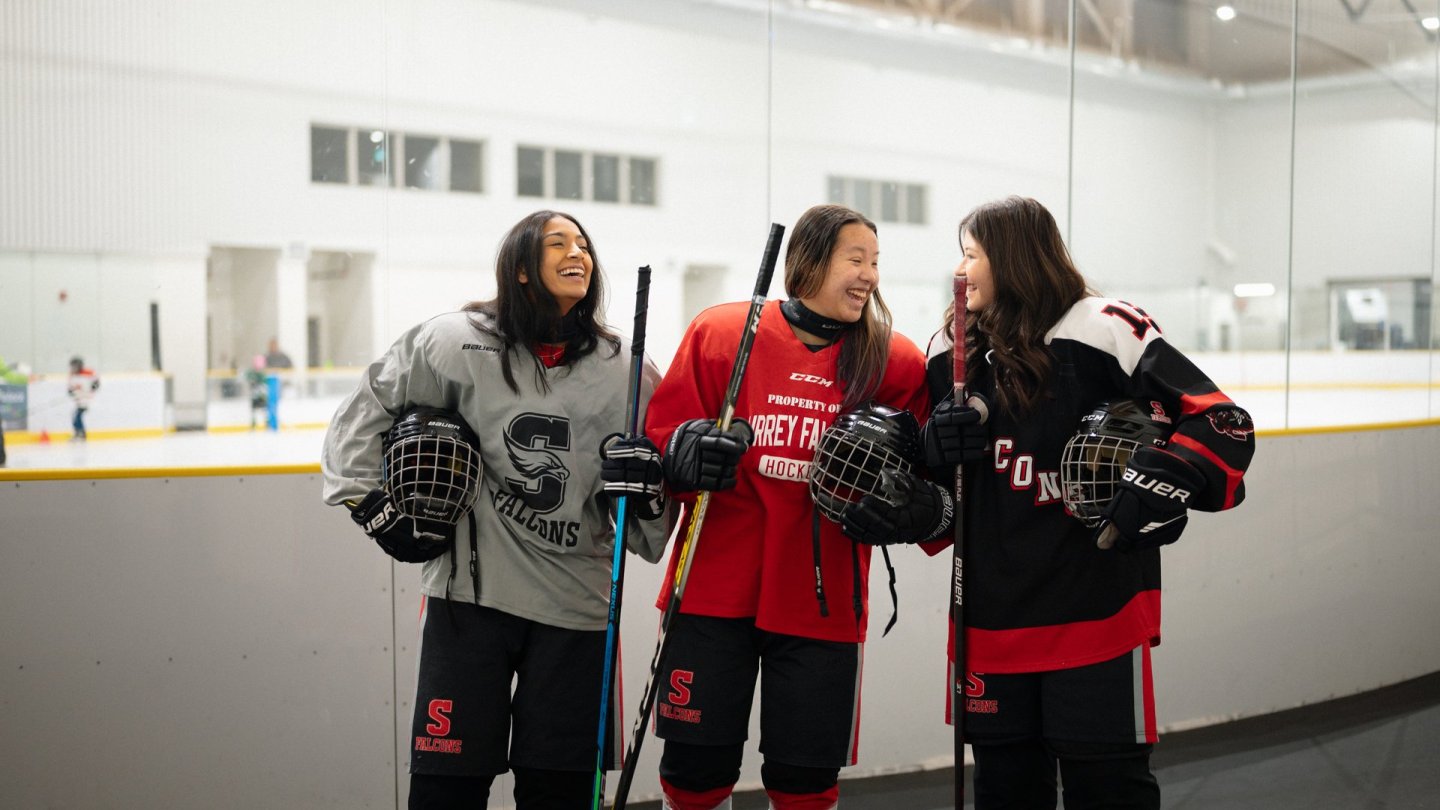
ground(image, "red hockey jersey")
xmin=646 ymin=300 xmax=929 ymax=643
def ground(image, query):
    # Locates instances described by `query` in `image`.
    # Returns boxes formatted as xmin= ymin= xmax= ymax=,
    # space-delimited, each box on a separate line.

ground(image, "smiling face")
xmin=959 ymin=228 xmax=993 ymax=312
xmin=800 ymin=222 xmax=879 ymax=324
xmin=520 ymin=216 xmax=592 ymax=316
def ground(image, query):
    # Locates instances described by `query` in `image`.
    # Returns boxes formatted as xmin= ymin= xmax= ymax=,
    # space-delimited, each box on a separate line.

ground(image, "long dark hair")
xmin=945 ymin=196 xmax=1089 ymax=415
xmin=463 ymin=210 xmax=619 ymax=393
xmin=784 ymin=204 xmax=892 ymax=410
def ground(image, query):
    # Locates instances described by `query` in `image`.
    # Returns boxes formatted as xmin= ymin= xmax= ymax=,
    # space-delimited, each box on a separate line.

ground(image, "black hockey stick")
xmin=593 ymin=266 xmax=653 ymax=810
xmin=610 ymin=223 xmax=785 ymax=810
xmin=951 ymin=273 xmax=969 ymax=809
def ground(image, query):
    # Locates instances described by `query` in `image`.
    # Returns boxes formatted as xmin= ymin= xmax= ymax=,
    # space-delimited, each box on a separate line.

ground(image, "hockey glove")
xmin=349 ymin=489 xmax=453 ymax=563
xmin=600 ymin=433 xmax=667 ymax=521
xmin=922 ymin=392 xmax=991 ymax=470
xmin=662 ymin=417 xmax=753 ymax=493
xmin=841 ymin=469 xmax=955 ymax=546
xmin=1098 ymin=447 xmax=1207 ymax=552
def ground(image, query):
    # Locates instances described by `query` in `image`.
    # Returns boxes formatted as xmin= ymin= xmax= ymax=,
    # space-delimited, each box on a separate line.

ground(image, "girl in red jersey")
xmin=642 ymin=205 xmax=930 ymax=810
xmin=912 ymin=196 xmax=1256 ymax=809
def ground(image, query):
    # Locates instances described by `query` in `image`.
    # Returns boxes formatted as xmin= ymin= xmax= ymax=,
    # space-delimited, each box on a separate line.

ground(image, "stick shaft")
xmin=593 ymin=266 xmax=652 ymax=810
xmin=951 ymin=274 xmax=968 ymax=809
xmin=611 ymin=225 xmax=784 ymax=810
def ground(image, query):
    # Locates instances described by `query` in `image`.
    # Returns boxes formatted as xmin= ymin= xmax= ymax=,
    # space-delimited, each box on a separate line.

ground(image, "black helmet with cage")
xmin=809 ymin=401 xmax=921 ymax=522
xmin=1060 ymin=399 xmax=1172 ymax=527
xmin=382 ymin=406 xmax=483 ymax=529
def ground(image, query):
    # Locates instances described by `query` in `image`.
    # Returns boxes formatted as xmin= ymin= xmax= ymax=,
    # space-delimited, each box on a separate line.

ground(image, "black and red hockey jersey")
xmin=925 ymin=297 xmax=1255 ymax=673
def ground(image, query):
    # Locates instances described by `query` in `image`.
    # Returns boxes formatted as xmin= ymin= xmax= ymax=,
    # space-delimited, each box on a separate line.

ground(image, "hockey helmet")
xmin=1060 ymin=399 xmax=1172 ymax=526
xmin=382 ymin=406 xmax=483 ymax=526
xmin=809 ymin=402 xmax=921 ymax=523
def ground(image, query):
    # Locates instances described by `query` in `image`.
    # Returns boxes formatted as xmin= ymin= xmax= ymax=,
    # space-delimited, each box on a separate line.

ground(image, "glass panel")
xmin=449 ymin=139 xmax=483 ymax=193
xmin=905 ymin=183 xmax=926 ymax=225
xmin=357 ymin=129 xmax=392 ymax=187
xmin=1291 ymin=2 xmax=1439 ymax=426
xmin=629 ymin=157 xmax=657 ymax=205
xmin=403 ymin=135 xmax=441 ymax=190
xmin=879 ymin=181 xmax=899 ymax=223
xmin=516 ymin=146 xmax=545 ymax=197
xmin=593 ymin=153 xmax=620 ymax=202
xmin=310 ymin=126 xmax=348 ymax=184
xmin=826 ymin=175 xmax=846 ymax=205
xmin=554 ymin=149 xmax=583 ymax=200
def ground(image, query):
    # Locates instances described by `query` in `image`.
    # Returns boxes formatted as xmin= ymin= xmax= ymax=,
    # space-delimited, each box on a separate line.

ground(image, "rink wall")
xmin=2 ymin=422 xmax=1439 ymax=808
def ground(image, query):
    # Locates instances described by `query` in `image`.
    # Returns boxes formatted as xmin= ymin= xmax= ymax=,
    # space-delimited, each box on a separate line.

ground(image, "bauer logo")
xmin=366 ymin=502 xmax=397 ymax=533
xmin=461 ymin=343 xmax=499 ymax=353
xmin=1121 ymin=468 xmax=1191 ymax=503
xmin=788 ymin=372 xmax=834 ymax=387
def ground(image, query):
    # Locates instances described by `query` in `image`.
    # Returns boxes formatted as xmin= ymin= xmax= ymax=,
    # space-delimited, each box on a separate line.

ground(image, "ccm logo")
xmin=1122 ymin=469 xmax=1191 ymax=504
xmin=788 ymin=373 xmax=834 ymax=387
xmin=365 ymin=502 xmax=397 ymax=532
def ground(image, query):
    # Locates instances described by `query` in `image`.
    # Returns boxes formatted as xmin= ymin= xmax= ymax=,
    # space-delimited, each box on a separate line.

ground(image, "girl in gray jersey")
xmin=322 ymin=210 xmax=675 ymax=809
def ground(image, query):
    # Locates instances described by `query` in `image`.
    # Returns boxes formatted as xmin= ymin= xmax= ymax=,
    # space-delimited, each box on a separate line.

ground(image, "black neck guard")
xmin=781 ymin=298 xmax=855 ymax=344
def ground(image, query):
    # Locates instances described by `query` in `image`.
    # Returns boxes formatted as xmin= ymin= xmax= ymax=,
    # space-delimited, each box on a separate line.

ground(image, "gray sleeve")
xmin=621 ymin=353 xmax=676 ymax=564
xmin=320 ymin=323 xmax=444 ymax=507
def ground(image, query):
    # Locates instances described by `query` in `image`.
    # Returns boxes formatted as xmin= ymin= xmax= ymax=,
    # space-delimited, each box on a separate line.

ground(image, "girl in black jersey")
xmin=913 ymin=196 xmax=1255 ymax=809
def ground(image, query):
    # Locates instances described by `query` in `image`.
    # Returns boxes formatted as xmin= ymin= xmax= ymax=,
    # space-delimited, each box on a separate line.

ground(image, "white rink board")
xmin=2 ymin=423 xmax=1439 ymax=807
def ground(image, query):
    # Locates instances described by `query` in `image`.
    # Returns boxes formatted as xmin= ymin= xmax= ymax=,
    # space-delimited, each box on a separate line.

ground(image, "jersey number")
xmin=1102 ymin=301 xmax=1162 ymax=340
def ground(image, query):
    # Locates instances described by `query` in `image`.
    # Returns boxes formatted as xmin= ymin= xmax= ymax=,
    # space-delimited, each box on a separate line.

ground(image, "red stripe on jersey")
xmin=1169 ymin=433 xmax=1243 ymax=509
xmin=957 ymin=590 xmax=1162 ymax=673
xmin=1178 ymin=390 xmax=1231 ymax=416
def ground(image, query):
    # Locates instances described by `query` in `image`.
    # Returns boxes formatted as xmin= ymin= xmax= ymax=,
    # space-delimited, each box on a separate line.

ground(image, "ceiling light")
xmin=1215 ymin=5 xmax=1237 ymax=22
xmin=1234 ymin=283 xmax=1275 ymax=298
xmin=1424 ymin=16 xmax=1440 ymax=31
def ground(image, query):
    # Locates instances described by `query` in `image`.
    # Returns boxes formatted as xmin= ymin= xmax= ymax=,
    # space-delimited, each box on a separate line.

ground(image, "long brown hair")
xmin=945 ymin=196 xmax=1089 ymax=415
xmin=784 ymin=204 xmax=891 ymax=410
xmin=463 ymin=210 xmax=619 ymax=393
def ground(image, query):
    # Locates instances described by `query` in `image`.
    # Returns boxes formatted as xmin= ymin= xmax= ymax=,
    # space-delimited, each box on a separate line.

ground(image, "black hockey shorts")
xmin=961 ymin=642 xmax=1157 ymax=750
xmin=408 ymin=597 xmax=619 ymax=777
xmin=654 ymin=613 xmax=863 ymax=768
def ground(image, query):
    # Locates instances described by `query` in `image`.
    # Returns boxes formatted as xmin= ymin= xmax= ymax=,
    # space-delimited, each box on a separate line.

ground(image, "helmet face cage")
xmin=808 ymin=403 xmax=920 ymax=523
xmin=1060 ymin=400 xmax=1170 ymax=526
xmin=382 ymin=408 xmax=483 ymax=526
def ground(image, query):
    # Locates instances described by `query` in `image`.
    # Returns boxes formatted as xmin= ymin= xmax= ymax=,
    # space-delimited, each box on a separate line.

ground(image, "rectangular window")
xmin=450 ymin=139 xmax=483 ymax=193
xmin=517 ymin=146 xmax=546 ymax=197
xmin=593 ymin=154 xmax=620 ymax=203
xmin=879 ymin=181 xmax=900 ymax=223
xmin=403 ymin=135 xmax=441 ymax=190
xmin=554 ymin=150 xmax=584 ymax=200
xmin=310 ymin=126 xmax=349 ymax=184
xmin=357 ymin=129 xmax=393 ymax=186
xmin=905 ymin=184 xmax=927 ymax=224
xmin=630 ymin=157 xmax=657 ymax=205
xmin=852 ymin=179 xmax=874 ymax=217
xmin=826 ymin=176 xmax=846 ymax=205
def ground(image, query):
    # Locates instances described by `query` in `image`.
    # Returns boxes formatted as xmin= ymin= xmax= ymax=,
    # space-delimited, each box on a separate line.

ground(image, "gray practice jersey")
xmin=322 ymin=310 xmax=674 ymax=631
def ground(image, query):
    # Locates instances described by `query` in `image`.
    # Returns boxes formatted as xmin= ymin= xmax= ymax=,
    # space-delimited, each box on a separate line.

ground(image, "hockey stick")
xmin=592 ymin=265 xmax=653 ymax=810
xmin=951 ymin=274 xmax=969 ymax=809
xmin=610 ymin=223 xmax=785 ymax=810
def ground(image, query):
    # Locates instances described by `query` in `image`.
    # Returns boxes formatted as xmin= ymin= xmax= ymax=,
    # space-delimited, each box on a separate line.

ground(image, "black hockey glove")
xmin=600 ymin=433 xmax=667 ymax=521
xmin=841 ymin=469 xmax=955 ymax=546
xmin=1098 ymin=447 xmax=1207 ymax=552
xmin=922 ymin=392 xmax=991 ymax=470
xmin=662 ymin=417 xmax=753 ymax=493
xmin=349 ymin=489 xmax=453 ymax=563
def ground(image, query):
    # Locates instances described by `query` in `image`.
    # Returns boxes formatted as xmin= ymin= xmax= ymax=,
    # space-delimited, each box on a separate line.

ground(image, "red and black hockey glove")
xmin=1099 ymin=447 xmax=1207 ymax=552
xmin=841 ymin=469 xmax=955 ymax=546
xmin=349 ymin=489 xmax=452 ymax=563
xmin=662 ymin=417 xmax=753 ymax=493
xmin=600 ymin=433 xmax=667 ymax=520
xmin=921 ymin=392 xmax=991 ymax=470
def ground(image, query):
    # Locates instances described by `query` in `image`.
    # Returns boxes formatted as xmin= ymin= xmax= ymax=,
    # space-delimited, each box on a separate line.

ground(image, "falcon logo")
xmin=1208 ymin=407 xmax=1254 ymax=441
xmin=504 ymin=412 xmax=572 ymax=514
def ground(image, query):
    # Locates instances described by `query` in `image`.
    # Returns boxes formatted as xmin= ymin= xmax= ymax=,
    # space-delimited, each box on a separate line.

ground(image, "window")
xmin=517 ymin=146 xmax=546 ymax=197
xmin=311 ymin=126 xmax=349 ymax=183
xmin=404 ymin=135 xmax=441 ymax=190
xmin=593 ymin=154 xmax=620 ymax=202
xmin=515 ymin=145 xmax=659 ymax=206
xmin=826 ymin=175 xmax=928 ymax=224
xmin=311 ymin=124 xmax=485 ymax=194
xmin=555 ymin=150 xmax=584 ymax=200
xmin=450 ymin=139 xmax=483 ymax=193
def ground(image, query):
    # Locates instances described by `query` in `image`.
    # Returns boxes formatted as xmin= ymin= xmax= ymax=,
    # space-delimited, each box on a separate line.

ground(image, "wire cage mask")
xmin=1060 ymin=400 xmax=1169 ymax=527
xmin=808 ymin=403 xmax=920 ymax=523
xmin=382 ymin=408 xmax=482 ymax=526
